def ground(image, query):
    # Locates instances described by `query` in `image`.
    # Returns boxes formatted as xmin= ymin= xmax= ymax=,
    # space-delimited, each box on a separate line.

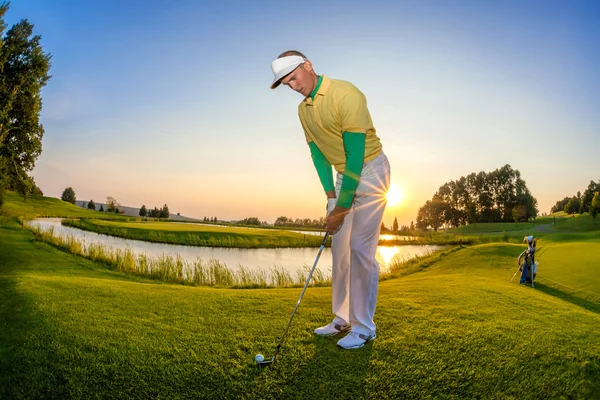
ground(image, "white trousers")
xmin=329 ymin=152 xmax=391 ymax=336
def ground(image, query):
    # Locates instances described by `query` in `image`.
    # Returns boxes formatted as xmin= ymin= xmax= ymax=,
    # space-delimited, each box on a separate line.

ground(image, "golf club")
xmin=510 ymin=250 xmax=526 ymax=283
xmin=256 ymin=230 xmax=330 ymax=367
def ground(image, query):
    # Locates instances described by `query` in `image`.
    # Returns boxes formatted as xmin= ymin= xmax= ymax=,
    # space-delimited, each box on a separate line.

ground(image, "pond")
xmin=27 ymin=218 xmax=443 ymax=280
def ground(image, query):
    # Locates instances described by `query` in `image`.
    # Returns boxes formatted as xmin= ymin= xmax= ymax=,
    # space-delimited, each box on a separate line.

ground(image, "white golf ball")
xmin=254 ymin=354 xmax=264 ymax=363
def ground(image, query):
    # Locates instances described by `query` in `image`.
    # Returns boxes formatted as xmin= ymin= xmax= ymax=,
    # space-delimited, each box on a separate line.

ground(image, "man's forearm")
xmin=337 ymin=132 xmax=366 ymax=208
xmin=308 ymin=141 xmax=335 ymax=194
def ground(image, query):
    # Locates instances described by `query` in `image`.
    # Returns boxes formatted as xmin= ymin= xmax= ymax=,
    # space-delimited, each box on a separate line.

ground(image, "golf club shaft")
xmin=272 ymin=231 xmax=330 ymax=359
xmin=510 ymin=266 xmax=521 ymax=283
xmin=510 ymin=250 xmax=526 ymax=283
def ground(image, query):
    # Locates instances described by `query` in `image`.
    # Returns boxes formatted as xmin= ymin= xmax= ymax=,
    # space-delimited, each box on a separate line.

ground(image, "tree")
xmin=417 ymin=165 xmax=537 ymax=226
xmin=139 ymin=205 xmax=147 ymax=217
xmin=416 ymin=198 xmax=444 ymax=232
xmin=274 ymin=216 xmax=288 ymax=226
xmin=0 ymin=3 xmax=52 ymax=207
xmin=551 ymin=196 xmax=571 ymax=213
xmin=590 ymin=192 xmax=600 ymax=226
xmin=579 ymin=180 xmax=600 ymax=214
xmin=564 ymin=197 xmax=581 ymax=215
xmin=61 ymin=187 xmax=76 ymax=204
xmin=87 ymin=199 xmax=95 ymax=210
xmin=512 ymin=205 xmax=526 ymax=223
xmin=99 ymin=204 xmax=104 ymax=212
xmin=31 ymin=184 xmax=42 ymax=195
xmin=410 ymin=221 xmax=414 ymax=232
xmin=392 ymin=217 xmax=399 ymax=233
xmin=106 ymin=196 xmax=119 ymax=212
xmin=160 ymin=204 xmax=169 ymax=218
xmin=240 ymin=217 xmax=261 ymax=225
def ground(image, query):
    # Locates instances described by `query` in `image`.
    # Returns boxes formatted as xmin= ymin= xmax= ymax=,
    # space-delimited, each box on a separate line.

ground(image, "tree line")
xmin=274 ymin=216 xmax=327 ymax=229
xmin=63 ymin=188 xmax=126 ymax=214
xmin=236 ymin=216 xmax=327 ymax=228
xmin=381 ymin=218 xmax=415 ymax=234
xmin=550 ymin=179 xmax=600 ymax=215
xmin=139 ymin=204 xmax=170 ymax=218
xmin=416 ymin=164 xmax=538 ymax=231
xmin=62 ymin=187 xmax=175 ymax=218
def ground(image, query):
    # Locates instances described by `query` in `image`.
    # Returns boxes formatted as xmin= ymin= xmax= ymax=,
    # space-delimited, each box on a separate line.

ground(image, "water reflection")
xmin=378 ymin=246 xmax=400 ymax=265
xmin=27 ymin=218 xmax=442 ymax=279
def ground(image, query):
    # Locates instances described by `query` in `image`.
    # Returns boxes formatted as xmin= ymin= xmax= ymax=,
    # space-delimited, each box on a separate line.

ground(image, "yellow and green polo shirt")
xmin=298 ymin=74 xmax=382 ymax=173
xmin=298 ymin=75 xmax=383 ymax=208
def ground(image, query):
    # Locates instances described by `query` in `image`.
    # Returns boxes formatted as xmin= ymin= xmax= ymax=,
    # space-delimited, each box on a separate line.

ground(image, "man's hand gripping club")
xmin=326 ymin=193 xmax=350 ymax=234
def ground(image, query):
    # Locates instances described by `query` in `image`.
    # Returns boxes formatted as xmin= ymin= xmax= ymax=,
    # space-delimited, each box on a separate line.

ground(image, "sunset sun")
xmin=386 ymin=184 xmax=404 ymax=207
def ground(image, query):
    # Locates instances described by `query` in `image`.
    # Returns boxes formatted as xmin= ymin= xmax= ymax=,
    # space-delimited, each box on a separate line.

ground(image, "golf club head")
xmin=256 ymin=357 xmax=275 ymax=367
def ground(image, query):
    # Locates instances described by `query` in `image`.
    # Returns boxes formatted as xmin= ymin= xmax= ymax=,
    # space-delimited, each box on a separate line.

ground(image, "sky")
xmin=5 ymin=0 xmax=600 ymax=226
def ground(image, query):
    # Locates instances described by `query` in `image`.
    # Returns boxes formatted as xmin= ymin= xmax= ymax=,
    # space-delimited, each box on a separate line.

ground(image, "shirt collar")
xmin=303 ymin=75 xmax=330 ymax=106
xmin=309 ymin=75 xmax=323 ymax=100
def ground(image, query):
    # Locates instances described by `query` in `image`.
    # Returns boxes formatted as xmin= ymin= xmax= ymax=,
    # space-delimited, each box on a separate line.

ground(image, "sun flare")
xmin=386 ymin=184 xmax=404 ymax=207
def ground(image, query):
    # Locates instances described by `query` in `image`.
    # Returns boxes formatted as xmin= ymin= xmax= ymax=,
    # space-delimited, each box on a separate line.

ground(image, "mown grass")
xmin=1 ymin=214 xmax=599 ymax=398
xmin=62 ymin=217 xmax=525 ymax=248
xmin=61 ymin=218 xmax=327 ymax=249
xmin=2 ymin=191 xmax=130 ymax=221
xmin=449 ymin=212 xmax=600 ymax=237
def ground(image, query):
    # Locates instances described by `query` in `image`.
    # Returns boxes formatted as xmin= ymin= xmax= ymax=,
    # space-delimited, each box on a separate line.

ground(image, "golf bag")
xmin=519 ymin=236 xmax=537 ymax=286
xmin=520 ymin=251 xmax=537 ymax=284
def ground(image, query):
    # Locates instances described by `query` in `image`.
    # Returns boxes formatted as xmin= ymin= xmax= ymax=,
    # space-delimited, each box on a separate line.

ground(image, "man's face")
xmin=280 ymin=62 xmax=315 ymax=97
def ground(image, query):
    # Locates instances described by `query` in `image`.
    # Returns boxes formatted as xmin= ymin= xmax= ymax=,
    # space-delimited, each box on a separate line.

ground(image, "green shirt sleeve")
xmin=308 ymin=141 xmax=335 ymax=193
xmin=337 ymin=132 xmax=365 ymax=208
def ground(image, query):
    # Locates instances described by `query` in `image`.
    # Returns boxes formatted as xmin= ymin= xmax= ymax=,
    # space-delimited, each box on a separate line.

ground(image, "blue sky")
xmin=5 ymin=0 xmax=600 ymax=225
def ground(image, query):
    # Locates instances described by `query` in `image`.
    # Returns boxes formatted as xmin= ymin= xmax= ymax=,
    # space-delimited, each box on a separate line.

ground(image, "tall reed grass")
xmin=380 ymin=246 xmax=462 ymax=280
xmin=27 ymin=223 xmax=331 ymax=289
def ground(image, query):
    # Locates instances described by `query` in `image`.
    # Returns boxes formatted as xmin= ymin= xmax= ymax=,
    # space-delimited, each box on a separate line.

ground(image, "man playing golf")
xmin=270 ymin=50 xmax=391 ymax=349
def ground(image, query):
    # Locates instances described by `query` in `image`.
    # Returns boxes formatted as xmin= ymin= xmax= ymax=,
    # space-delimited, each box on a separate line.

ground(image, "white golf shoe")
xmin=337 ymin=331 xmax=376 ymax=349
xmin=314 ymin=322 xmax=351 ymax=336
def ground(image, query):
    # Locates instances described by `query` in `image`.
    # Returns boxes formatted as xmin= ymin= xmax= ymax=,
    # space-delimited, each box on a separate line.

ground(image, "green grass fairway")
xmin=448 ymin=212 xmax=600 ymax=239
xmin=1 ymin=214 xmax=599 ymax=398
xmin=2 ymin=192 xmax=129 ymax=220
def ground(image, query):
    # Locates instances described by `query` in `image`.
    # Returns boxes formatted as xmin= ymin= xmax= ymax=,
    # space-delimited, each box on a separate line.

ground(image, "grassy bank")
xmin=26 ymin=223 xmax=333 ymax=288
xmin=60 ymin=217 xmax=526 ymax=248
xmin=16 ymin=194 xmax=447 ymax=288
xmin=2 ymin=191 xmax=131 ymax=220
xmin=1 ymin=213 xmax=599 ymax=398
xmin=60 ymin=218 xmax=327 ymax=249
xmin=9 ymin=192 xmax=540 ymax=248
xmin=27 ymin=220 xmax=448 ymax=289
xmin=449 ymin=212 xmax=600 ymax=236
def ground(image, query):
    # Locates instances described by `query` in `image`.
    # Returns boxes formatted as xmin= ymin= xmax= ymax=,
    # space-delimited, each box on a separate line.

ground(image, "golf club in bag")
xmin=255 ymin=231 xmax=330 ymax=367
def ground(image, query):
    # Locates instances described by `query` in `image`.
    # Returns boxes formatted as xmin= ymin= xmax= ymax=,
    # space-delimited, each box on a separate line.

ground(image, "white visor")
xmin=270 ymin=55 xmax=306 ymax=89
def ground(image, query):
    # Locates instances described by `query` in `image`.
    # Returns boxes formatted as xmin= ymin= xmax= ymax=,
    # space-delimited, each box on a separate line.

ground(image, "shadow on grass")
xmin=246 ymin=329 xmax=374 ymax=399
xmin=0 ymin=229 xmax=70 ymax=398
xmin=284 ymin=333 xmax=374 ymax=398
xmin=534 ymin=282 xmax=600 ymax=315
